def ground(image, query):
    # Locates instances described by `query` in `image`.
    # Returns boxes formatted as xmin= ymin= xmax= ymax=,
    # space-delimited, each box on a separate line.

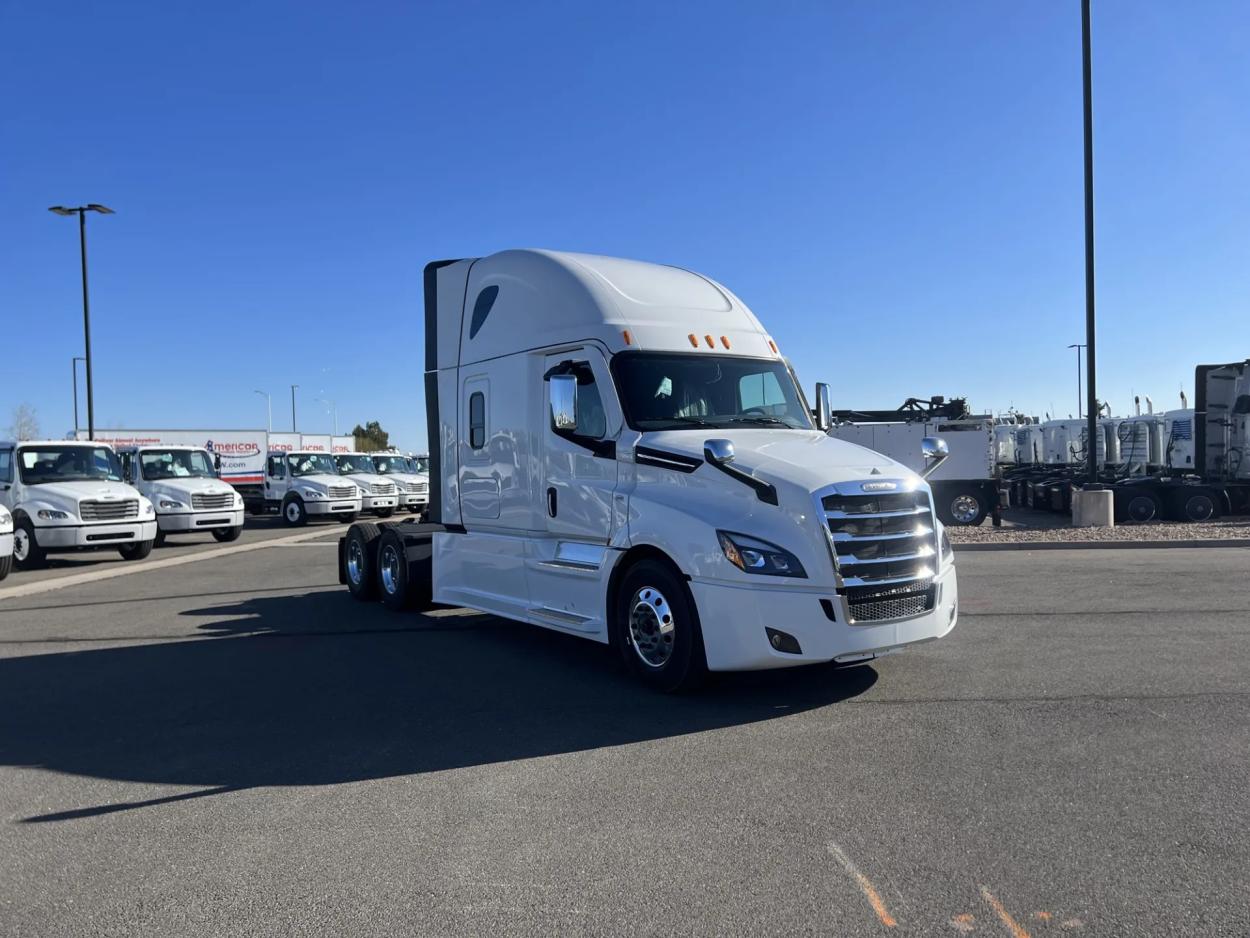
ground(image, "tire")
xmin=338 ymin=512 xmax=358 ymax=524
xmin=212 ymin=525 xmax=243 ymax=543
xmin=0 ymin=553 xmax=11 ymax=581
xmin=282 ymin=495 xmax=307 ymax=527
xmin=376 ymin=528 xmax=433 ymax=611
xmin=344 ymin=522 xmax=382 ymax=601
xmin=376 ymin=507 xmax=395 ymax=519
xmin=119 ymin=539 xmax=154 ymax=561
xmin=12 ymin=518 xmax=47 ymax=570
xmin=154 ymin=529 xmax=167 ymax=548
xmin=937 ymin=486 xmax=988 ymax=526
xmin=1117 ymin=489 xmax=1163 ymax=524
xmin=1179 ymin=490 xmax=1220 ymax=523
xmin=614 ymin=558 xmax=706 ymax=693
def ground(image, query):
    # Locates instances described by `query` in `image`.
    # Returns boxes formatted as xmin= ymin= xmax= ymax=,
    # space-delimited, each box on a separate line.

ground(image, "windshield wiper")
xmin=725 ymin=415 xmax=795 ymax=427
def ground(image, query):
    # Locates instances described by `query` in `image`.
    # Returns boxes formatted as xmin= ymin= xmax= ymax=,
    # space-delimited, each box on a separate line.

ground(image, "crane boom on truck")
xmin=337 ymin=250 xmax=960 ymax=691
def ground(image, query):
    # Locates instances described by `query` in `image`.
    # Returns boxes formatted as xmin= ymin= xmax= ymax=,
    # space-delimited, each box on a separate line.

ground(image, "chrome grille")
xmin=822 ymin=483 xmax=939 ymax=623
xmin=191 ymin=492 xmax=235 ymax=510
xmin=80 ymin=499 xmax=139 ymax=521
xmin=406 ymin=481 xmax=428 ymax=494
xmin=370 ymin=482 xmax=395 ymax=496
xmin=328 ymin=485 xmax=357 ymax=499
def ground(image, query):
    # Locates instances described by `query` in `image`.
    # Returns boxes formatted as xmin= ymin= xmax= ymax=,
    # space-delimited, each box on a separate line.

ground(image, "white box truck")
xmin=0 ymin=503 xmax=12 ymax=581
xmin=369 ymin=452 xmax=429 ymax=516
xmin=115 ymin=445 xmax=245 ymax=544
xmin=333 ymin=452 xmax=399 ymax=517
xmin=0 ymin=439 xmax=157 ymax=569
xmin=337 ymin=250 xmax=959 ymax=691
xmin=263 ymin=449 xmax=363 ymax=525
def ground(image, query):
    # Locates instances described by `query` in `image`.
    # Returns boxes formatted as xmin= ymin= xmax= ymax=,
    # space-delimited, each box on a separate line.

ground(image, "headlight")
xmin=940 ymin=526 xmax=953 ymax=566
xmin=144 ymin=502 xmax=155 ymax=516
xmin=302 ymin=488 xmax=324 ymax=498
xmin=37 ymin=509 xmax=70 ymax=520
xmin=234 ymin=493 xmax=243 ymax=506
xmin=159 ymin=499 xmax=185 ymax=510
xmin=717 ymin=531 xmax=807 ymax=578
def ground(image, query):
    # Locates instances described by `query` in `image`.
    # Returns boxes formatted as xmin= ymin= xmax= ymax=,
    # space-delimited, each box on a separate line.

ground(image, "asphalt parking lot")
xmin=1 ymin=533 xmax=1247 ymax=936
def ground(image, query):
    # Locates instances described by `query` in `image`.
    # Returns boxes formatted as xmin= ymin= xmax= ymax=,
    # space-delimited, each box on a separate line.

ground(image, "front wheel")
xmin=375 ymin=507 xmax=395 ymax=519
xmin=119 ymin=539 xmax=154 ymax=561
xmin=0 ymin=553 xmax=11 ymax=581
xmin=212 ymin=525 xmax=243 ymax=543
xmin=282 ymin=495 xmax=308 ymax=527
xmin=12 ymin=518 xmax=48 ymax=570
xmin=614 ymin=559 xmax=706 ymax=693
xmin=338 ymin=512 xmax=358 ymax=524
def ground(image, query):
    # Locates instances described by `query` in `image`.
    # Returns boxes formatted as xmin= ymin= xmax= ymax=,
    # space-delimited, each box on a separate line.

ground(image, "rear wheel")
xmin=614 ymin=559 xmax=706 ymax=693
xmin=119 ymin=539 xmax=154 ymax=561
xmin=937 ymin=486 xmax=988 ymax=526
xmin=1180 ymin=490 xmax=1219 ymax=522
xmin=1117 ymin=489 xmax=1163 ymax=524
xmin=375 ymin=528 xmax=433 ymax=610
xmin=212 ymin=525 xmax=243 ymax=543
xmin=12 ymin=518 xmax=47 ymax=570
xmin=154 ymin=529 xmax=167 ymax=548
xmin=282 ymin=495 xmax=307 ymax=527
xmin=344 ymin=522 xmax=382 ymax=600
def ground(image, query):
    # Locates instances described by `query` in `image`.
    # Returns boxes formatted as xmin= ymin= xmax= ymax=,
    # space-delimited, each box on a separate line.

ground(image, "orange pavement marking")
xmin=827 ymin=842 xmax=897 ymax=928
xmin=980 ymin=886 xmax=1031 ymax=938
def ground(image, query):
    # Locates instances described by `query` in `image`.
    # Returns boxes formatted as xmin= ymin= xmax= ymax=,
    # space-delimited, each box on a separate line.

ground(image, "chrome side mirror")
xmin=920 ymin=436 xmax=949 ymax=478
xmin=814 ymin=382 xmax=832 ymax=432
xmin=704 ymin=438 xmax=735 ymax=465
xmin=550 ymin=374 xmax=578 ymax=431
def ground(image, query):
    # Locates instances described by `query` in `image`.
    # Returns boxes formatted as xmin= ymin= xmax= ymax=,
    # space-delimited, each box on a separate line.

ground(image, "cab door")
xmin=265 ymin=454 xmax=289 ymax=503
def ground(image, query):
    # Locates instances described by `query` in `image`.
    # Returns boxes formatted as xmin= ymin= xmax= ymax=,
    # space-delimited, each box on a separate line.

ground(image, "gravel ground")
xmin=948 ymin=508 xmax=1250 ymax=544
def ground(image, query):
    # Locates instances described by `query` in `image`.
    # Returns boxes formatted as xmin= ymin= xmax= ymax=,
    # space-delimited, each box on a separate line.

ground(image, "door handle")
xmin=546 ymin=487 xmax=557 ymax=518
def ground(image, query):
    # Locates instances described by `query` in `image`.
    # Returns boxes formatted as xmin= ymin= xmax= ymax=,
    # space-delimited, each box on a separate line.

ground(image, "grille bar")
xmin=328 ymin=485 xmax=357 ymax=499
xmin=191 ymin=492 xmax=235 ymax=510
xmin=80 ymin=499 xmax=140 ymax=521
xmin=825 ymin=505 xmax=928 ymax=520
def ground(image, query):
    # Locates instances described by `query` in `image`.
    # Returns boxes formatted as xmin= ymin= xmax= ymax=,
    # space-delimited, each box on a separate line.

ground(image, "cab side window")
xmin=0 ymin=449 xmax=12 ymax=484
xmin=268 ymin=456 xmax=285 ymax=478
xmin=469 ymin=392 xmax=486 ymax=450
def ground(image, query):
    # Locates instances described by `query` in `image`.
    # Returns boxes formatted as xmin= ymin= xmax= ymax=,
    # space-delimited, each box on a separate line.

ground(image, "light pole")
xmin=49 ymin=203 xmax=114 ymax=440
xmin=72 ymin=356 xmax=85 ymax=436
xmin=1067 ymin=344 xmax=1086 ymax=419
xmin=254 ymin=390 xmax=272 ymax=431
xmin=290 ymin=384 xmax=298 ymax=432
xmin=1080 ymin=0 xmax=1099 ymax=485
xmin=316 ymin=397 xmax=338 ymax=435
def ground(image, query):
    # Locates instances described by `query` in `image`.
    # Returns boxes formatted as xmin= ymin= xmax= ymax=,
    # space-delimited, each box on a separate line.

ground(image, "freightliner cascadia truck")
xmin=339 ymin=250 xmax=959 ymax=691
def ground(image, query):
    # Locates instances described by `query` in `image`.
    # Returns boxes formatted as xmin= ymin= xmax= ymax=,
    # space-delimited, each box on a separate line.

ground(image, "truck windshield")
xmin=413 ymin=456 xmax=430 ymax=473
xmin=289 ymin=453 xmax=338 ymax=477
xmin=611 ymin=352 xmax=814 ymax=431
xmin=336 ymin=454 xmax=376 ymax=474
xmin=18 ymin=446 xmax=123 ymax=484
xmin=371 ymin=455 xmax=404 ymax=474
xmin=141 ymin=449 xmax=215 ymax=480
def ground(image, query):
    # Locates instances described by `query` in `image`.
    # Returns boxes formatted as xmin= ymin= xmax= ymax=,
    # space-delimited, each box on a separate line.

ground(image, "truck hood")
xmin=292 ymin=474 xmax=351 ymax=492
xmin=378 ymin=472 xmax=426 ymax=485
xmin=638 ymin=429 xmax=922 ymax=490
xmin=341 ymin=473 xmax=392 ymax=488
xmin=23 ymin=481 xmax=146 ymax=513
xmin=148 ymin=478 xmax=238 ymax=500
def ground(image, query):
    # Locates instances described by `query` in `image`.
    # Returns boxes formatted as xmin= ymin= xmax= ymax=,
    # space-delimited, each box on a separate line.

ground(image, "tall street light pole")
xmin=72 ymin=356 xmax=85 ymax=436
xmin=254 ymin=390 xmax=272 ymax=431
xmin=49 ymin=204 xmax=114 ymax=441
xmin=290 ymin=385 xmax=299 ymax=432
xmin=1067 ymin=344 xmax=1086 ymax=418
xmin=317 ymin=397 xmax=338 ymax=435
xmin=1081 ymin=0 xmax=1099 ymax=485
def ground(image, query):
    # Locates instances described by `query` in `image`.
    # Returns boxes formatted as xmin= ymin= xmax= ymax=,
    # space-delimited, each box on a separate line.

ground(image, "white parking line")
xmin=0 ymin=528 xmax=341 ymax=601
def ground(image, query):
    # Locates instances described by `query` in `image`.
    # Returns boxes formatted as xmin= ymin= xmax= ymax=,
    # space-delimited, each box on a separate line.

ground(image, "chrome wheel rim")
xmin=13 ymin=529 xmax=29 ymax=562
xmin=380 ymin=543 xmax=400 ymax=595
xmin=629 ymin=586 xmax=675 ymax=668
xmin=346 ymin=538 xmax=364 ymax=585
xmin=1127 ymin=496 xmax=1157 ymax=523
xmin=285 ymin=502 xmax=301 ymax=523
xmin=950 ymin=494 xmax=980 ymax=524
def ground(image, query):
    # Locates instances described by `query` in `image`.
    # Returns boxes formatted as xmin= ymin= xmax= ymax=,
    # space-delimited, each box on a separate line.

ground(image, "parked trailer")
xmin=0 ymin=439 xmax=158 ymax=570
xmin=115 ymin=445 xmax=245 ymax=544
xmin=338 ymin=249 xmax=960 ymax=691
xmin=827 ymin=398 xmax=999 ymax=526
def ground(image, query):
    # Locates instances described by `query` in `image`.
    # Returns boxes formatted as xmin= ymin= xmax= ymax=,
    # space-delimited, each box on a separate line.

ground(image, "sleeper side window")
xmin=469 ymin=392 xmax=486 ymax=450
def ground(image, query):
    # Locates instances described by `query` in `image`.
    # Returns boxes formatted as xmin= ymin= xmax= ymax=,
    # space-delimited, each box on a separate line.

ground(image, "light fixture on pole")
xmin=1067 ymin=344 xmax=1087 ymax=419
xmin=254 ymin=390 xmax=272 ymax=432
xmin=49 ymin=203 xmax=114 ymax=440
xmin=316 ymin=397 xmax=338 ymax=435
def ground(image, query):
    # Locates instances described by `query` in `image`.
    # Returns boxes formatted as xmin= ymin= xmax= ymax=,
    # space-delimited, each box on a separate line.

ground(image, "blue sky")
xmin=2 ymin=1 xmax=1247 ymax=451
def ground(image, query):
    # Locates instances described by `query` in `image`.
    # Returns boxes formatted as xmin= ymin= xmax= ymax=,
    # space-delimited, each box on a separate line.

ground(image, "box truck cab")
xmin=334 ymin=452 xmax=398 ymax=517
xmin=0 ymin=440 xmax=157 ymax=569
xmin=343 ymin=250 xmax=959 ymax=691
xmin=265 ymin=450 xmax=362 ymax=525
xmin=117 ymin=445 xmax=245 ymax=545
xmin=369 ymin=452 xmax=428 ymax=516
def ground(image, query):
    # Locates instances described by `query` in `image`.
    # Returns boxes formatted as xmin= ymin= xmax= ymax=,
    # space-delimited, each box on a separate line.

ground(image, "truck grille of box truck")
xmin=329 ymin=485 xmax=357 ymax=499
xmin=370 ymin=482 xmax=395 ymax=495
xmin=192 ymin=493 xmax=235 ymax=510
xmin=80 ymin=499 xmax=140 ymax=521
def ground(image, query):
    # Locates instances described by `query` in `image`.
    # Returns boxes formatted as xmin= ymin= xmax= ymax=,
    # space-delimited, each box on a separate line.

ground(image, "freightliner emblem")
xmin=860 ymin=481 xmax=899 ymax=492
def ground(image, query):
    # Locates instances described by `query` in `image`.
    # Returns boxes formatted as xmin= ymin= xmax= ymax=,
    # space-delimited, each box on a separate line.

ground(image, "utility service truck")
xmin=116 ymin=445 xmax=245 ymax=544
xmin=827 ymin=397 xmax=1000 ymax=526
xmin=370 ymin=452 xmax=429 ymax=516
xmin=0 ymin=439 xmax=157 ymax=569
xmin=338 ymin=249 xmax=959 ymax=691
xmin=334 ymin=452 xmax=399 ymax=517
xmin=264 ymin=450 xmax=363 ymax=525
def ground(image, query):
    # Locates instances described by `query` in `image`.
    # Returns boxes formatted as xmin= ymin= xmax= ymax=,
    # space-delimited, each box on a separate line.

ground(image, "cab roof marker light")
xmin=688 ymin=333 xmax=699 ymax=348
xmin=720 ymin=336 xmax=731 ymax=349
xmin=768 ymin=339 xmax=778 ymax=354
xmin=622 ymin=329 xmax=633 ymax=346
xmin=704 ymin=334 xmax=714 ymax=348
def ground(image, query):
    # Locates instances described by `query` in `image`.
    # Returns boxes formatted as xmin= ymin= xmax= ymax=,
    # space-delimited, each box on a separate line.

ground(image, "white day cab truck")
xmin=0 ymin=440 xmax=157 ymax=570
xmin=337 ymin=250 xmax=959 ymax=691
xmin=262 ymin=450 xmax=364 ymax=525
xmin=370 ymin=452 xmax=429 ymax=516
xmin=334 ymin=452 xmax=399 ymax=518
xmin=116 ymin=445 xmax=245 ymax=545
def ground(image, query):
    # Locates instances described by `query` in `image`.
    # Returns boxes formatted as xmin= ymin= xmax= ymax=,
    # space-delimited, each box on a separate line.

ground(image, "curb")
xmin=953 ymin=539 xmax=1250 ymax=552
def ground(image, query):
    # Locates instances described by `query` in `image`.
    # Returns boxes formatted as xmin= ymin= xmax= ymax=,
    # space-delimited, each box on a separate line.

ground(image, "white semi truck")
xmin=0 ymin=439 xmax=157 ymax=569
xmin=370 ymin=452 xmax=429 ymax=516
xmin=116 ymin=445 xmax=245 ymax=544
xmin=263 ymin=450 xmax=363 ymax=525
xmin=338 ymin=250 xmax=959 ymax=691
xmin=334 ymin=452 xmax=399 ymax=517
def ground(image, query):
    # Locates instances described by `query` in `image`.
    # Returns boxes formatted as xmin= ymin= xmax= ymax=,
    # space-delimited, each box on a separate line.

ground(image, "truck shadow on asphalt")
xmin=0 ymin=589 xmax=877 ymax=824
